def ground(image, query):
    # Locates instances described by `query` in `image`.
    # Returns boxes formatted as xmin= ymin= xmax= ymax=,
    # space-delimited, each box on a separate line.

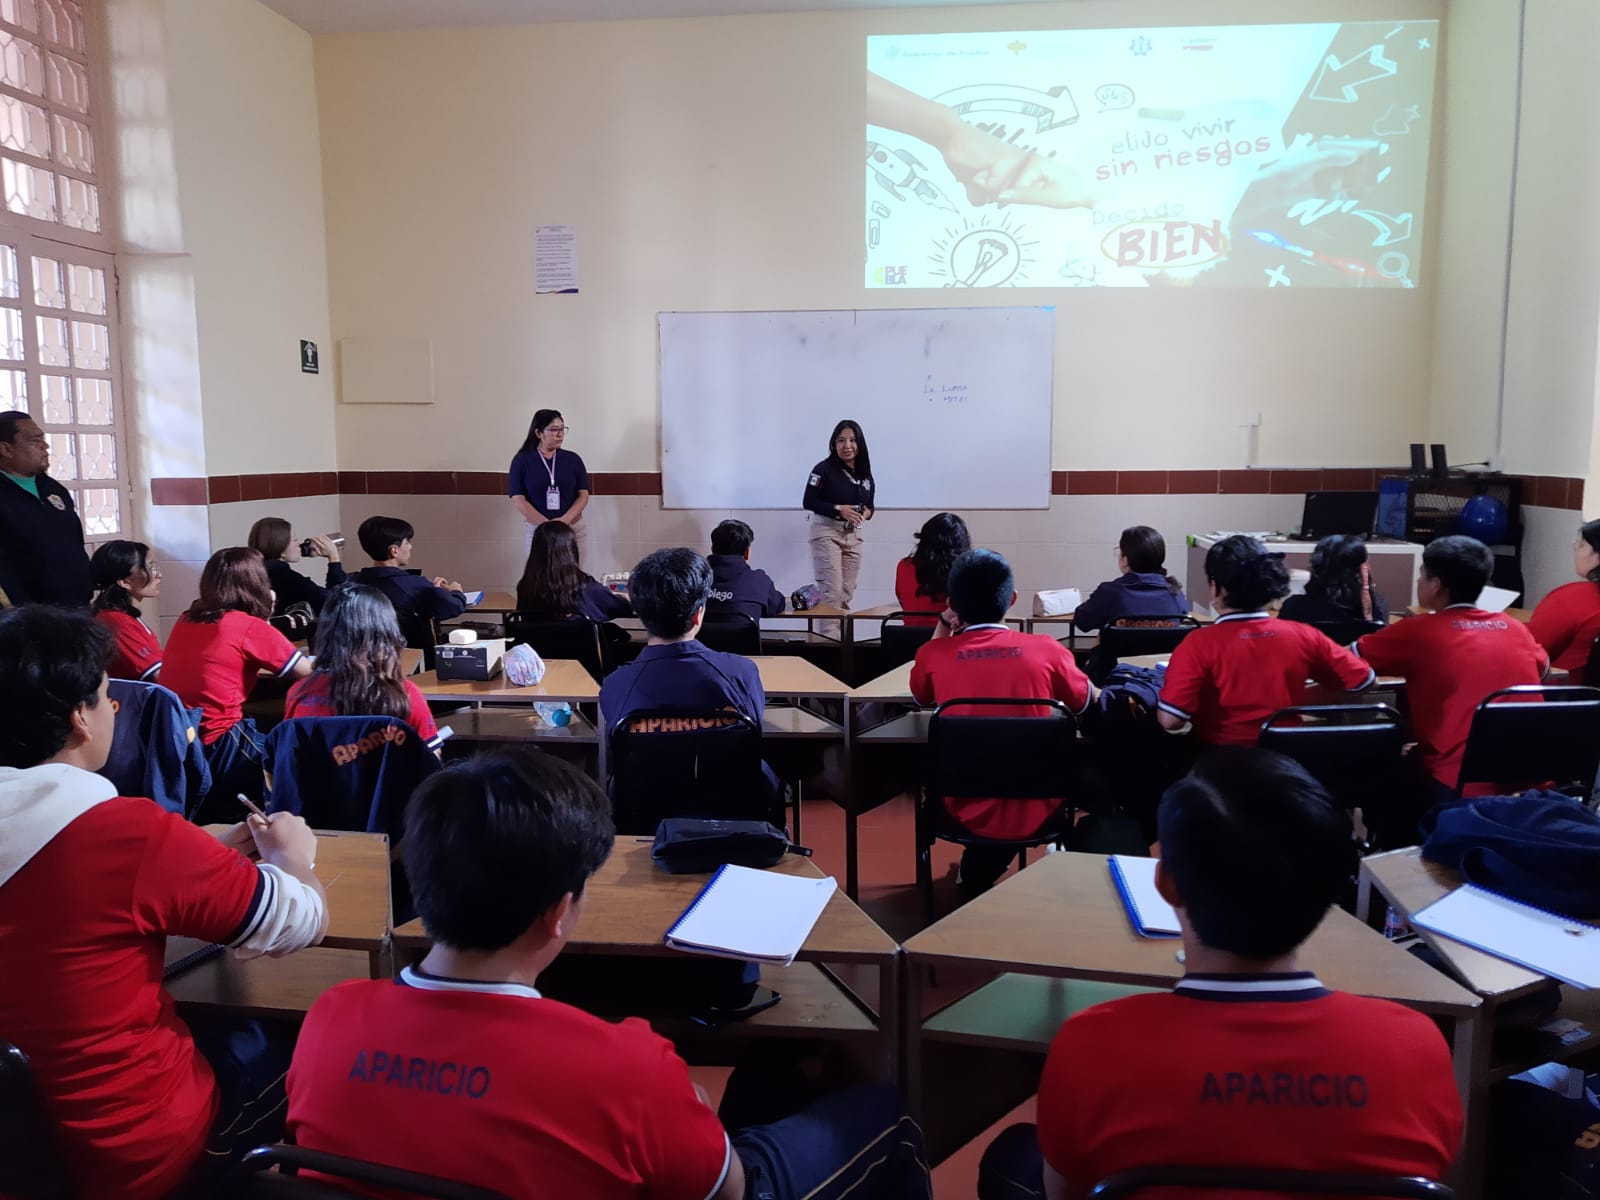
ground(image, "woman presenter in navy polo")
xmin=801 ymin=419 xmax=875 ymax=610
xmin=508 ymin=408 xmax=591 ymax=563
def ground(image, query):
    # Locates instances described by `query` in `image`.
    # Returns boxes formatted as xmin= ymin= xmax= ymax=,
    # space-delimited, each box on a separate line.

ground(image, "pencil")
xmin=238 ymin=793 xmax=269 ymax=823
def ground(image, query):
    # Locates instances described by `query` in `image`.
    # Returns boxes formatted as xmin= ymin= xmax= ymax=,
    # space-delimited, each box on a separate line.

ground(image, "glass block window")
xmin=0 ymin=233 xmax=123 ymax=536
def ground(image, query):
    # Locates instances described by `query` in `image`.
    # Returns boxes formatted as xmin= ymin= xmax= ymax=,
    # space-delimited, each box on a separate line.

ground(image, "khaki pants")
xmin=808 ymin=518 xmax=862 ymax=610
xmin=523 ymin=515 xmax=588 ymax=566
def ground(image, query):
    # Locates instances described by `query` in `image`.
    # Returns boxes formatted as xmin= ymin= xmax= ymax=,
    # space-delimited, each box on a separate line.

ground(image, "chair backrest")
xmin=505 ymin=615 xmax=607 ymax=682
xmin=101 ymin=678 xmax=211 ymax=818
xmin=1088 ymin=1165 xmax=1455 ymax=1198
xmin=1258 ymin=704 xmax=1407 ymax=814
xmin=1099 ymin=616 xmax=1199 ymax=658
xmin=697 ymin=612 xmax=761 ymax=657
xmin=263 ymin=716 xmax=441 ymax=842
xmin=1308 ymin=617 xmax=1385 ymax=647
xmin=0 ymin=1041 xmax=75 ymax=1200
xmin=880 ymin=613 xmax=937 ymax=670
xmin=1456 ymin=685 xmax=1600 ymax=794
xmin=926 ymin=697 xmax=1078 ymax=803
xmin=608 ymin=709 xmax=771 ymax=834
xmin=1585 ymin=632 xmax=1600 ymax=685
xmin=240 ymin=1144 xmax=509 ymax=1200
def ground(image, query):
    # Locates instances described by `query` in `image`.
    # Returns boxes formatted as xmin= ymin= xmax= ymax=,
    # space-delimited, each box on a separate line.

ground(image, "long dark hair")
xmin=1120 ymin=525 xmax=1183 ymax=595
xmin=827 ymin=419 xmax=872 ymax=481
xmin=1306 ymin=534 xmax=1371 ymax=614
xmin=309 ymin=585 xmax=411 ymax=723
xmin=516 ymin=520 xmax=594 ymax=618
xmin=911 ymin=512 xmax=969 ymax=598
xmin=186 ymin=547 xmax=273 ymax=624
xmin=1204 ymin=535 xmax=1290 ymax=611
xmin=1581 ymin=520 xmax=1600 ymax=593
xmin=247 ymin=517 xmax=293 ymax=561
xmin=518 ymin=408 xmax=564 ymax=455
xmin=90 ymin=540 xmax=151 ymax=618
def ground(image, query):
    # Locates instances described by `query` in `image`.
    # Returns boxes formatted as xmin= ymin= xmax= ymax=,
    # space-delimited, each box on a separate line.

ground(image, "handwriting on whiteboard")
xmin=924 ymin=379 xmax=973 ymax=403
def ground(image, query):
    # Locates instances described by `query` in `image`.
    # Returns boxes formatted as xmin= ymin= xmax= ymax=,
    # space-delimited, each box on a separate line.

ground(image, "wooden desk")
xmin=400 ymin=647 xmax=423 ymax=676
xmin=412 ymin=659 xmax=600 ymax=705
xmin=907 ymin=850 xmax=1482 ymax=1192
xmin=753 ymin=656 xmax=850 ymax=701
xmin=164 ymin=945 xmax=372 ymax=1020
xmin=395 ymin=839 xmax=900 ymax=1076
xmin=1358 ymin=848 xmax=1600 ymax=1196
xmin=466 ymin=590 xmax=518 ymax=616
xmin=837 ymin=663 xmax=919 ymax=899
xmin=849 ymin=661 xmax=914 ymax=704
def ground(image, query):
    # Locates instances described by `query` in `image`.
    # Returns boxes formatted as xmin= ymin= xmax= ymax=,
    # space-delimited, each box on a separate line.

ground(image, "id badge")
xmin=546 ymin=486 xmax=561 ymax=511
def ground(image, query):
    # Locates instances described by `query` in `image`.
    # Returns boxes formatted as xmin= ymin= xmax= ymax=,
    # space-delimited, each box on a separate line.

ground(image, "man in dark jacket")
xmin=706 ymin=520 xmax=785 ymax=623
xmin=0 ymin=411 xmax=90 ymax=607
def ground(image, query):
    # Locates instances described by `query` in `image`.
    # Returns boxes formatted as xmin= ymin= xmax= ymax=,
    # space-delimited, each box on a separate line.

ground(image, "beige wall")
xmin=161 ymin=0 xmax=337 ymax=478
xmin=313 ymin=0 xmax=1442 ymax=478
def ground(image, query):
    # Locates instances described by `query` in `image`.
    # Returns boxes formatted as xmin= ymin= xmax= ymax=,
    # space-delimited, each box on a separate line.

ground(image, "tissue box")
xmin=1032 ymin=588 xmax=1082 ymax=618
xmin=435 ymin=638 xmax=506 ymax=681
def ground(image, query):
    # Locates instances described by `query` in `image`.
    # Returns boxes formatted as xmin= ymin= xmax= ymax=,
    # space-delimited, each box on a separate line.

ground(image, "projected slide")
xmin=866 ymin=21 xmax=1437 ymax=289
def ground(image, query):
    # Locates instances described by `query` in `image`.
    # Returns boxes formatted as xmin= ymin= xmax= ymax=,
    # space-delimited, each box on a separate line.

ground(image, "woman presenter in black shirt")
xmin=801 ymin=420 xmax=875 ymax=610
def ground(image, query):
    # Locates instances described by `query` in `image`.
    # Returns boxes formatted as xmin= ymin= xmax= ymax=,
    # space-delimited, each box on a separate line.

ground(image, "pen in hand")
xmin=238 ymin=793 xmax=269 ymax=825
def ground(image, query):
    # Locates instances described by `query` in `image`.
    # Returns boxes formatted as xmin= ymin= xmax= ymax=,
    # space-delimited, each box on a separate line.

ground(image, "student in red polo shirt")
xmin=163 ymin=546 xmax=313 ymax=816
xmin=1528 ymin=519 xmax=1600 ymax=682
xmin=89 ymin=539 xmax=164 ymax=681
xmin=1157 ymin=535 xmax=1374 ymax=744
xmin=977 ymin=749 xmax=1462 ymax=1199
xmin=1358 ymin=535 xmax=1548 ymax=809
xmin=895 ymin=511 xmax=970 ymax=627
xmin=0 ymin=605 xmax=329 ymax=1200
xmin=284 ymin=584 xmax=442 ymax=749
xmin=910 ymin=548 xmax=1096 ymax=894
xmin=287 ymin=748 xmax=929 ymax=1200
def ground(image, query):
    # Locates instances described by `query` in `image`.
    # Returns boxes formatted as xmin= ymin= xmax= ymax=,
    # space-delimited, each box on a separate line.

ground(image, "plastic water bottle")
xmin=1382 ymin=905 xmax=1409 ymax=940
xmin=532 ymin=701 xmax=572 ymax=728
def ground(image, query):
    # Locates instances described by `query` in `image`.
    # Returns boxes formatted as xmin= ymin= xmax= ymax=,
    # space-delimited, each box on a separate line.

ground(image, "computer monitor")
xmin=1300 ymin=491 xmax=1379 ymax=541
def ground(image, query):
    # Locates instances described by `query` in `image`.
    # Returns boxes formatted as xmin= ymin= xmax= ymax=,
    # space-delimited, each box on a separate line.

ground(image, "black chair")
xmin=505 ymin=614 xmax=608 ymax=682
xmin=918 ymin=697 xmax=1080 ymax=920
xmin=1583 ymin=631 xmax=1600 ymax=684
xmin=1455 ymin=684 xmax=1600 ymax=795
xmin=698 ymin=611 xmax=761 ymax=656
xmin=1259 ymin=704 xmax=1408 ymax=849
xmin=1308 ymin=617 xmax=1385 ymax=646
xmin=879 ymin=612 xmax=937 ymax=670
xmin=607 ymin=709 xmax=779 ymax=835
xmin=239 ymin=1144 xmax=509 ymax=1199
xmin=394 ymin=610 xmax=441 ymax=670
xmin=1089 ymin=616 xmax=1201 ymax=684
xmin=1088 ymin=1166 xmax=1455 ymax=1198
xmin=0 ymin=1041 xmax=74 ymax=1200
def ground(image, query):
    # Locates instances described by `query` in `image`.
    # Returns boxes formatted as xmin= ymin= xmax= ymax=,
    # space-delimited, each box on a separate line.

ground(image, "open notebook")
xmin=463 ymin=590 xmax=486 ymax=607
xmin=665 ymin=864 xmax=837 ymax=966
xmin=1109 ymin=855 xmax=1181 ymax=938
xmin=1410 ymin=883 xmax=1600 ymax=989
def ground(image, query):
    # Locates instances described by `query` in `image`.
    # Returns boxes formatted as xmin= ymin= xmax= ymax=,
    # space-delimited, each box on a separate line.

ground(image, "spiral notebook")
xmin=1109 ymin=855 xmax=1181 ymax=938
xmin=664 ymin=864 xmax=837 ymax=966
xmin=1410 ymin=884 xmax=1600 ymax=989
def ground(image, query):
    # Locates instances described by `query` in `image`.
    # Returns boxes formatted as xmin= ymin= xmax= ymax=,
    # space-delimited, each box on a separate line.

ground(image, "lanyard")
xmin=541 ymin=451 xmax=558 ymax=487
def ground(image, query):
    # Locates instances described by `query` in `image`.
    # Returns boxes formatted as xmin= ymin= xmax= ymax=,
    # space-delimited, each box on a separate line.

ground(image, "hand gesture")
xmin=308 ymin=534 xmax=339 ymax=562
xmin=940 ymin=122 xmax=1094 ymax=210
xmin=247 ymin=811 xmax=318 ymax=872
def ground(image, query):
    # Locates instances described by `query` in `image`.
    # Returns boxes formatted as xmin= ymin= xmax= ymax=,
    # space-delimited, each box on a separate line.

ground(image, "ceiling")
xmin=259 ymin=0 xmax=1048 ymax=35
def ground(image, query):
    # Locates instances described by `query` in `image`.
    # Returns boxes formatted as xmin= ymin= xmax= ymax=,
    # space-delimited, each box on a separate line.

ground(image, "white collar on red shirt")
xmin=398 ymin=964 xmax=541 ymax=1000
xmin=1175 ymin=972 xmax=1330 ymax=1002
xmin=1213 ymin=612 xmax=1272 ymax=624
xmin=957 ymin=623 xmax=1009 ymax=634
xmin=0 ymin=762 xmax=117 ymax=888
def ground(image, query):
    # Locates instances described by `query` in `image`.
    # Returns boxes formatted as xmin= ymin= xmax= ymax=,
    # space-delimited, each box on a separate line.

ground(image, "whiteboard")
xmin=659 ymin=307 xmax=1054 ymax=509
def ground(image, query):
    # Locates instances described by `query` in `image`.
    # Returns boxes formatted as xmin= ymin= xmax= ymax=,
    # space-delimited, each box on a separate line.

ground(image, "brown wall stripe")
xmin=150 ymin=470 xmax=1585 ymax=510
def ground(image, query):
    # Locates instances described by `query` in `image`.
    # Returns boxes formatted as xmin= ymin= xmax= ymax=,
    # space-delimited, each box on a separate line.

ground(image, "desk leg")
xmin=1450 ymin=1008 xmax=1491 ymax=1200
xmin=844 ymin=695 xmax=859 ymax=901
xmin=1355 ymin=867 xmax=1376 ymax=924
xmin=841 ymin=614 xmax=855 ymax=681
xmin=903 ymin=957 xmax=923 ymax=1123
xmin=878 ymin=953 xmax=902 ymax=1088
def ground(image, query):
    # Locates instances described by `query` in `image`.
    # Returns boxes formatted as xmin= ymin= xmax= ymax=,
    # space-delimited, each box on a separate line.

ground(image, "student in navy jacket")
xmin=248 ymin=517 xmax=346 ymax=616
xmin=351 ymin=517 xmax=467 ymax=637
xmin=1073 ymin=525 xmax=1190 ymax=632
xmin=1279 ymin=534 xmax=1389 ymax=627
xmin=0 ymin=411 xmax=90 ymax=607
xmin=516 ymin=520 xmax=631 ymax=623
xmin=706 ymin=520 xmax=784 ymax=623
xmin=600 ymin=548 xmax=765 ymax=730
xmin=801 ymin=420 xmax=875 ymax=610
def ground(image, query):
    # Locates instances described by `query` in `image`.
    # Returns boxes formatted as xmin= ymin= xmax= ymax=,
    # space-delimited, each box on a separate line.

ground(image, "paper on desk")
xmin=1411 ymin=883 xmax=1600 ymax=989
xmin=1477 ymin=586 xmax=1520 ymax=613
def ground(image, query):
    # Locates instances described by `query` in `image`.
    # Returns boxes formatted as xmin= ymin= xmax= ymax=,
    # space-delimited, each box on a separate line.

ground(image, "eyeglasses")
xmin=544 ymin=425 xmax=569 ymax=435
